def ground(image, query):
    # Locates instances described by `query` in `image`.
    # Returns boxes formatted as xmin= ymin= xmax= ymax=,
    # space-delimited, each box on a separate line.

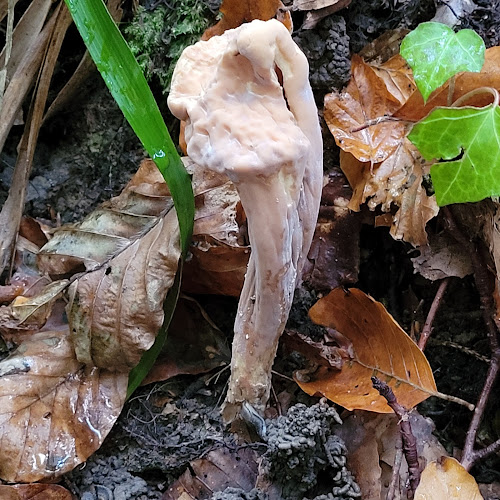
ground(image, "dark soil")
xmin=2 ymin=0 xmax=500 ymax=498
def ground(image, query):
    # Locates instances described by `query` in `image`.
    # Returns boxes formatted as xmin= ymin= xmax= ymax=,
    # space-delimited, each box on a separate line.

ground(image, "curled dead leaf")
xmin=0 ymin=280 xmax=67 ymax=339
xmin=412 ymin=233 xmax=474 ymax=281
xmin=324 ymin=54 xmax=407 ymax=164
xmin=297 ymin=288 xmax=437 ymax=412
xmin=340 ymin=139 xmax=438 ymax=246
xmin=0 ymin=330 xmax=127 ymax=482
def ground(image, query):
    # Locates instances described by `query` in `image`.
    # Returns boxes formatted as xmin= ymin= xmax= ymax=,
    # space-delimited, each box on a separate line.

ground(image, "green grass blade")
xmin=64 ymin=0 xmax=194 ymax=256
xmin=64 ymin=0 xmax=194 ymax=394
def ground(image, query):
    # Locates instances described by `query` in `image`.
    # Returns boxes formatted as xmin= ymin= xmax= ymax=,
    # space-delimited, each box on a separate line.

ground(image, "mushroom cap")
xmin=168 ymin=19 xmax=312 ymax=179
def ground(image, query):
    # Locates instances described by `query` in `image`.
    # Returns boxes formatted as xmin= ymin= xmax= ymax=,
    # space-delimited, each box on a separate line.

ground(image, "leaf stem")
xmin=372 ymin=376 xmax=420 ymax=498
xmin=451 ymin=86 xmax=499 ymax=109
xmin=418 ymin=278 xmax=449 ymax=351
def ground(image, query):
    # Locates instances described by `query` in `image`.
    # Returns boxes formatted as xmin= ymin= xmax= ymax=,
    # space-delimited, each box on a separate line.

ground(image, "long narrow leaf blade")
xmin=63 ymin=0 xmax=194 ymax=255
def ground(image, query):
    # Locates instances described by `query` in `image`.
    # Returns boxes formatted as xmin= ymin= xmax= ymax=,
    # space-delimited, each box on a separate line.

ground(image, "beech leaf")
xmin=400 ymin=22 xmax=485 ymax=102
xmin=297 ymin=288 xmax=437 ymax=412
xmin=324 ymin=55 xmax=407 ymax=163
xmin=0 ymin=331 xmax=128 ymax=482
xmin=408 ymin=103 xmax=500 ymax=206
xmin=340 ymin=139 xmax=438 ymax=246
xmin=414 ymin=457 xmax=483 ymax=499
xmin=37 ymin=160 xmax=181 ymax=372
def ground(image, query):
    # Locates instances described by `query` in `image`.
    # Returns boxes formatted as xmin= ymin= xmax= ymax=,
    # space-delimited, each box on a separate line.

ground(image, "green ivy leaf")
xmin=400 ymin=22 xmax=485 ymax=102
xmin=408 ymin=103 xmax=500 ymax=206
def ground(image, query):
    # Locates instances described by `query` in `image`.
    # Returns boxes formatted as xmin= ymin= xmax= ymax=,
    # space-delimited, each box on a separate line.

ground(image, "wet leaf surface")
xmin=324 ymin=55 xmax=407 ymax=163
xmin=0 ymin=330 xmax=128 ymax=482
xmin=297 ymin=288 xmax=437 ymax=412
xmin=414 ymin=457 xmax=483 ymax=499
xmin=400 ymin=22 xmax=485 ymax=102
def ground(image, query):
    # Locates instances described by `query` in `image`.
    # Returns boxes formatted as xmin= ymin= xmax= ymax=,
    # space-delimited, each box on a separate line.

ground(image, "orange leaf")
xmin=202 ymin=0 xmax=290 ymax=40
xmin=369 ymin=54 xmax=416 ymax=106
xmin=397 ymin=46 xmax=500 ymax=122
xmin=297 ymin=288 xmax=437 ymax=413
xmin=324 ymin=54 xmax=407 ymax=163
xmin=414 ymin=457 xmax=483 ymax=500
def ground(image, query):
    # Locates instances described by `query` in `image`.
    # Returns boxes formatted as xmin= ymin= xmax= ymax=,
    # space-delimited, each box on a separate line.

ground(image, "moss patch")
xmin=125 ymin=0 xmax=216 ymax=93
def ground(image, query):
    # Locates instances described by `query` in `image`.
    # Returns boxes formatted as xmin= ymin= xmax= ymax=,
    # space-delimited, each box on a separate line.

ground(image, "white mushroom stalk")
xmin=168 ymin=19 xmax=323 ymax=420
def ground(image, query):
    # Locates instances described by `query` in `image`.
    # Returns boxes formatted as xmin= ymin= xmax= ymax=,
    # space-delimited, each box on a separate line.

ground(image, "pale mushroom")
xmin=168 ymin=19 xmax=323 ymax=420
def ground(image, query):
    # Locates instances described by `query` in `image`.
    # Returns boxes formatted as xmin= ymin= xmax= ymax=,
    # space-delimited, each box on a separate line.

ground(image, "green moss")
xmin=125 ymin=0 xmax=215 ymax=93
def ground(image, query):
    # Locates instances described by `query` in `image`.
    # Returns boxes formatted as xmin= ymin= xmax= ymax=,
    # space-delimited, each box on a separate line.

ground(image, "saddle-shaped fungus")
xmin=168 ymin=19 xmax=323 ymax=420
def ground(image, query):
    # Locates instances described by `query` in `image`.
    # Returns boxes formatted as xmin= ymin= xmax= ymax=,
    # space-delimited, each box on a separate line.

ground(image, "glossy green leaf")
xmin=400 ymin=22 xmax=485 ymax=102
xmin=64 ymin=0 xmax=194 ymax=256
xmin=408 ymin=103 xmax=500 ymax=206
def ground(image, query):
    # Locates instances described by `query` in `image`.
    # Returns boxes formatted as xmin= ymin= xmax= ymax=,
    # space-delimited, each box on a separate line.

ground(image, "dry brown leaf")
xmin=359 ymin=29 xmax=410 ymax=63
xmin=324 ymin=54 xmax=407 ymax=164
xmin=0 ymin=0 xmax=52 ymax=81
xmin=396 ymin=46 xmax=500 ymax=122
xmin=141 ymin=297 xmax=230 ymax=385
xmin=182 ymin=160 xmax=249 ymax=297
xmin=300 ymin=1 xmax=351 ymax=29
xmin=37 ymin=159 xmax=181 ymax=371
xmin=0 ymin=330 xmax=128 ymax=482
xmin=414 ymin=457 xmax=483 ymax=500
xmin=336 ymin=411 xmax=448 ymax=500
xmin=412 ymin=233 xmax=473 ymax=281
xmin=297 ymin=288 xmax=437 ymax=412
xmin=0 ymin=483 xmax=73 ymax=499
xmin=0 ymin=280 xmax=67 ymax=340
xmin=340 ymin=139 xmax=438 ymax=246
xmin=164 ymin=447 xmax=259 ymax=499
xmin=369 ymin=54 xmax=416 ymax=106
xmin=293 ymin=0 xmax=346 ymax=9
xmin=202 ymin=0 xmax=289 ymax=40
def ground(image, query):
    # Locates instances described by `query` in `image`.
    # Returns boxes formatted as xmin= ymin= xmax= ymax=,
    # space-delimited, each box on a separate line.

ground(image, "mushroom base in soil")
xmin=168 ymin=19 xmax=323 ymax=421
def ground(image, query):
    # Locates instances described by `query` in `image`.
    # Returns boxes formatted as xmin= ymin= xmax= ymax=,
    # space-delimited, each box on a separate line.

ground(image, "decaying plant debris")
xmin=1 ymin=0 xmax=500 ymax=498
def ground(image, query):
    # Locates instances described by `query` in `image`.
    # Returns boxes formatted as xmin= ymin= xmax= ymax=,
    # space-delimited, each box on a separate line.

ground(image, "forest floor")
xmin=2 ymin=0 xmax=500 ymax=499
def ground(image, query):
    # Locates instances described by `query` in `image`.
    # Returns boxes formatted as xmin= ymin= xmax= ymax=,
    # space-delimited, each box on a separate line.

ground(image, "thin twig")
xmin=386 ymin=436 xmax=403 ymax=500
xmin=443 ymin=207 xmax=500 ymax=471
xmin=349 ymin=115 xmax=411 ymax=133
xmin=372 ymin=377 xmax=420 ymax=498
xmin=418 ymin=278 xmax=449 ymax=350
xmin=0 ymin=0 xmax=15 ymax=111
